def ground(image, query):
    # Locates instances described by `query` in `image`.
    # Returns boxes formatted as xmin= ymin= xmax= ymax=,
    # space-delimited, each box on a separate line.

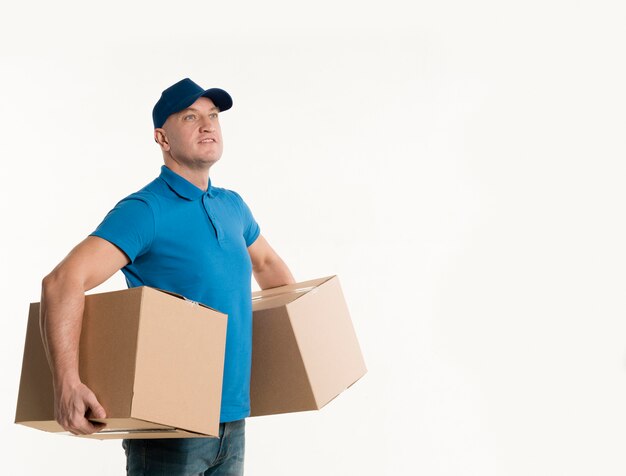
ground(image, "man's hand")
xmin=54 ymin=379 xmax=106 ymax=435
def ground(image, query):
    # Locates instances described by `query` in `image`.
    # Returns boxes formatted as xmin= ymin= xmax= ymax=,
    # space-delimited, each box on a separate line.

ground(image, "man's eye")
xmin=184 ymin=115 xmax=195 ymax=120
xmin=210 ymin=113 xmax=218 ymax=119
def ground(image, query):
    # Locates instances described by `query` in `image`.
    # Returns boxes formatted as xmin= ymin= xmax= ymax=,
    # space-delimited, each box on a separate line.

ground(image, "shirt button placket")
xmin=202 ymin=193 xmax=224 ymax=243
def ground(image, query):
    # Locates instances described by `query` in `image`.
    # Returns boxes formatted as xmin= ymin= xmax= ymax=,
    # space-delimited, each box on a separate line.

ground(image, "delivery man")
xmin=40 ymin=78 xmax=295 ymax=475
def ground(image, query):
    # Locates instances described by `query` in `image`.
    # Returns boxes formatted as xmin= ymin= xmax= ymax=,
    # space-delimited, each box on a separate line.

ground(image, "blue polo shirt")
xmin=90 ymin=165 xmax=260 ymax=422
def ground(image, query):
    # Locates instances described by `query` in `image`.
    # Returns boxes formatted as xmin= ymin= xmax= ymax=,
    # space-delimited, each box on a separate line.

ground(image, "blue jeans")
xmin=122 ymin=419 xmax=245 ymax=475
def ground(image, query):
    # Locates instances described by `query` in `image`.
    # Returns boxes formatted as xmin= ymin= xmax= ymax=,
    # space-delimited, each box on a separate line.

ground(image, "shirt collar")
xmin=158 ymin=165 xmax=215 ymax=200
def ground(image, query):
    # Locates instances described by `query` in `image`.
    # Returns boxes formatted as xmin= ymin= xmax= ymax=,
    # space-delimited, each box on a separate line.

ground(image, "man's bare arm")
xmin=248 ymin=235 xmax=295 ymax=290
xmin=40 ymin=235 xmax=129 ymax=435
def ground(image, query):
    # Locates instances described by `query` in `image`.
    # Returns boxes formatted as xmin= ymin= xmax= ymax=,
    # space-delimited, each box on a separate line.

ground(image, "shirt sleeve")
xmin=230 ymin=190 xmax=261 ymax=247
xmin=89 ymin=196 xmax=156 ymax=263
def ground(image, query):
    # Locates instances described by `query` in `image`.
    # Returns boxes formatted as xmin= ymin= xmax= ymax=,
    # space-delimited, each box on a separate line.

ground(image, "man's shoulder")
xmin=214 ymin=187 xmax=255 ymax=215
xmin=212 ymin=185 xmax=246 ymax=203
xmin=106 ymin=180 xmax=162 ymax=220
xmin=118 ymin=178 xmax=162 ymax=205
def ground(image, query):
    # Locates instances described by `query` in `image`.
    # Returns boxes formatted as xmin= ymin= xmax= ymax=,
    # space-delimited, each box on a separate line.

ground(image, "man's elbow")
xmin=252 ymin=258 xmax=270 ymax=275
xmin=42 ymin=270 xmax=60 ymax=295
xmin=42 ymin=264 xmax=84 ymax=297
xmin=40 ymin=272 xmax=61 ymax=336
xmin=42 ymin=264 xmax=68 ymax=290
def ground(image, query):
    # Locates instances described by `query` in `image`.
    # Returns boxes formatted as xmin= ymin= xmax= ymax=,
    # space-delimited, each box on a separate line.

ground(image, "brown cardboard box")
xmin=250 ymin=275 xmax=366 ymax=416
xmin=15 ymin=286 xmax=227 ymax=439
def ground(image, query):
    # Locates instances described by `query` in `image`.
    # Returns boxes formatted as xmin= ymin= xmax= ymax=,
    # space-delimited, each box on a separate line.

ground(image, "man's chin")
xmin=194 ymin=156 xmax=221 ymax=168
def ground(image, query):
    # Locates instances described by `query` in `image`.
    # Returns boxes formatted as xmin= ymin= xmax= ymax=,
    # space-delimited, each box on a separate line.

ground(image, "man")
xmin=40 ymin=78 xmax=295 ymax=475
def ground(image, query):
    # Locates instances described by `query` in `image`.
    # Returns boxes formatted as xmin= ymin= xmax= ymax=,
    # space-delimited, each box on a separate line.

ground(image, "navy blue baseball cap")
xmin=152 ymin=78 xmax=233 ymax=128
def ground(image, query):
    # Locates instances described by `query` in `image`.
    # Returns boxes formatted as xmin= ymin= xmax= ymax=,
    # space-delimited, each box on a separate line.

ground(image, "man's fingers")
xmin=80 ymin=419 xmax=106 ymax=434
xmin=73 ymin=393 xmax=107 ymax=434
xmin=85 ymin=392 xmax=107 ymax=419
xmin=55 ymin=383 xmax=107 ymax=435
xmin=64 ymin=408 xmax=106 ymax=435
xmin=67 ymin=418 xmax=105 ymax=435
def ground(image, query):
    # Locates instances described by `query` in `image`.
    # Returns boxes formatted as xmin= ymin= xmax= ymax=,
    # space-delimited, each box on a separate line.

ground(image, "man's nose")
xmin=200 ymin=117 xmax=215 ymax=132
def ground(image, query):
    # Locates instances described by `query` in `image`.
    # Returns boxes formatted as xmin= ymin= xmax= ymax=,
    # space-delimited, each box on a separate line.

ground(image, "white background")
xmin=1 ymin=1 xmax=626 ymax=474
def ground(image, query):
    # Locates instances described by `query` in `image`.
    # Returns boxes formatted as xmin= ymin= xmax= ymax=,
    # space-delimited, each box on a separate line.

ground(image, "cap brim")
xmin=168 ymin=88 xmax=232 ymax=119
xmin=200 ymin=88 xmax=233 ymax=112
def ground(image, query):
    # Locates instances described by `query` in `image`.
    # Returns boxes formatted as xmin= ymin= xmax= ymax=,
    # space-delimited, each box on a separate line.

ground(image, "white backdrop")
xmin=2 ymin=1 xmax=626 ymax=474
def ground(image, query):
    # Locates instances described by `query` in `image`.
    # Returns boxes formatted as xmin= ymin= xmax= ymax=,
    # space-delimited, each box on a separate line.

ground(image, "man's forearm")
xmin=40 ymin=273 xmax=86 ymax=387
xmin=253 ymin=256 xmax=295 ymax=290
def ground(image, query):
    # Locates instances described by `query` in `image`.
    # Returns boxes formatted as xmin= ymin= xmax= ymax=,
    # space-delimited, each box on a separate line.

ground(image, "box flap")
xmin=17 ymin=417 xmax=216 ymax=440
xmin=252 ymin=276 xmax=335 ymax=312
xmin=252 ymin=276 xmax=334 ymax=301
xmin=146 ymin=286 xmax=222 ymax=314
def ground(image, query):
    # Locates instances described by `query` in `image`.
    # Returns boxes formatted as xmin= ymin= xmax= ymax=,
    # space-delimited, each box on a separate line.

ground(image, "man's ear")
xmin=154 ymin=128 xmax=170 ymax=150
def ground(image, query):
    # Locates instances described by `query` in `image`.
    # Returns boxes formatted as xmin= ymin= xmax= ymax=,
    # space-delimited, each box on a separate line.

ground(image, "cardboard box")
xmin=15 ymin=286 xmax=227 ymax=439
xmin=249 ymin=275 xmax=366 ymax=416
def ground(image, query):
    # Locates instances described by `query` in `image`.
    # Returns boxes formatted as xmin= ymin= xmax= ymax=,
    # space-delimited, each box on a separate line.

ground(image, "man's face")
xmin=156 ymin=96 xmax=223 ymax=169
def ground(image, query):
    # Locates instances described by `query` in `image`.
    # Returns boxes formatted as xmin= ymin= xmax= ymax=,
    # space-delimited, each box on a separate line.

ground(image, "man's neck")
xmin=163 ymin=159 xmax=211 ymax=191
